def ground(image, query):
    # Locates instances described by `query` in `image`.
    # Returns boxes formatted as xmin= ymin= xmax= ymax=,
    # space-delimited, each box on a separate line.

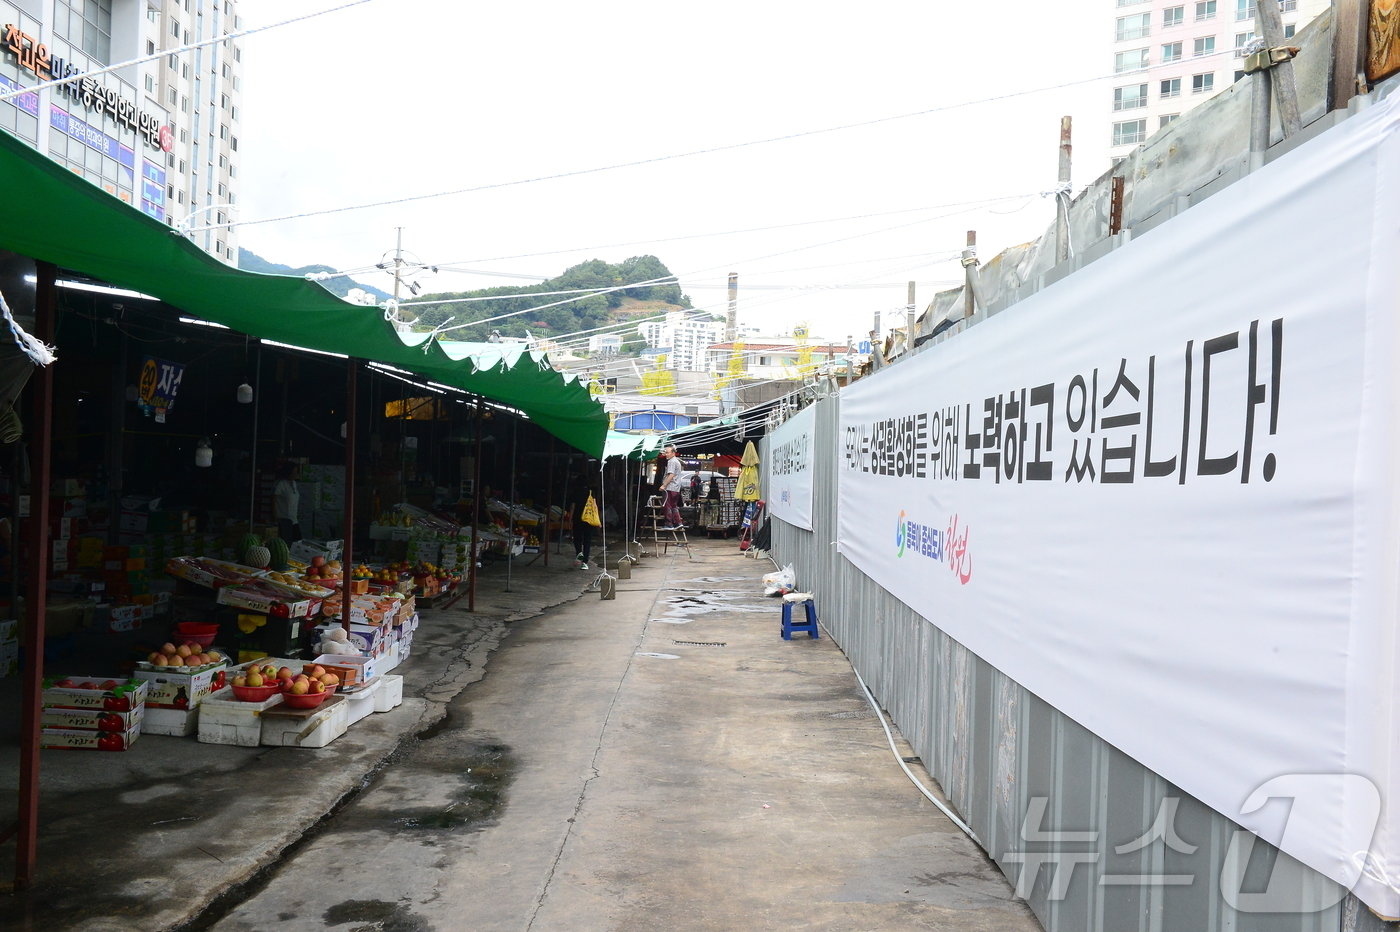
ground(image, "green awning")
xmin=603 ymin=432 xmax=662 ymax=461
xmin=0 ymin=129 xmax=609 ymax=456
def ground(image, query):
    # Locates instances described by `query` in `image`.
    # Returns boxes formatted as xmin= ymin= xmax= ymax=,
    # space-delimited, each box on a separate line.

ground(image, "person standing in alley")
xmin=660 ymin=443 xmax=684 ymax=529
xmin=571 ymin=468 xmax=601 ymax=570
xmin=273 ymin=461 xmax=302 ymax=543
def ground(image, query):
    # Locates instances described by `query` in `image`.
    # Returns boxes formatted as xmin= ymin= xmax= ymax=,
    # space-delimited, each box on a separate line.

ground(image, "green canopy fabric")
xmin=602 ymin=432 xmax=662 ymax=461
xmin=0 ymin=129 xmax=609 ymax=456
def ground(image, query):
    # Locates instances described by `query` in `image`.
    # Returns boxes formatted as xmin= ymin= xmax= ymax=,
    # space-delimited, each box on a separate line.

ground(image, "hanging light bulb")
xmin=340 ymin=422 xmax=347 ymax=439
xmin=195 ymin=438 xmax=213 ymax=468
xmin=236 ymin=382 xmax=253 ymax=404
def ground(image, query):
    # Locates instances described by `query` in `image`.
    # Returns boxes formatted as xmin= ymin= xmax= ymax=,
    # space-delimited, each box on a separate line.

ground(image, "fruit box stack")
xmin=40 ymin=676 xmax=149 ymax=750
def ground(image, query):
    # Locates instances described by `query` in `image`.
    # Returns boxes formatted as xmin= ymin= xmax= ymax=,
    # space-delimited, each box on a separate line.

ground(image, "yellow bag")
xmin=581 ymin=493 xmax=602 ymax=527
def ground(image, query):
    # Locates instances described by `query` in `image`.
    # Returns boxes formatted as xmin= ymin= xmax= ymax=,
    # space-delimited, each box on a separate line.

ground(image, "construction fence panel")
xmin=768 ymin=392 xmax=1360 ymax=932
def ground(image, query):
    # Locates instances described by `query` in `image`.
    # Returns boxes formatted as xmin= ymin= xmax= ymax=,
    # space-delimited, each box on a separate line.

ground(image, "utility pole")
xmin=726 ymin=272 xmax=738 ymax=342
xmin=1056 ymin=117 xmax=1072 ymax=264
xmin=961 ymin=231 xmax=979 ymax=320
xmin=906 ymin=280 xmax=916 ymax=352
xmin=391 ymin=226 xmax=404 ymax=307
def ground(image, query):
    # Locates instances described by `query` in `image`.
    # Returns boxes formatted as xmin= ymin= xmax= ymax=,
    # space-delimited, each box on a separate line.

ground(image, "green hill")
xmin=237 ymin=248 xmax=392 ymax=302
xmin=408 ymin=256 xmax=694 ymax=345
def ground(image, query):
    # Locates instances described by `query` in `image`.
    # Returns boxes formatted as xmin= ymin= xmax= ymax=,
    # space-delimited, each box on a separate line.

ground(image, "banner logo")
xmin=894 ymin=510 xmax=972 ymax=584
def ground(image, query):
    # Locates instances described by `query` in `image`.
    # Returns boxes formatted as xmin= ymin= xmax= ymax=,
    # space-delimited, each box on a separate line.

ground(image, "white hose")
xmin=851 ymin=663 xmax=983 ymax=846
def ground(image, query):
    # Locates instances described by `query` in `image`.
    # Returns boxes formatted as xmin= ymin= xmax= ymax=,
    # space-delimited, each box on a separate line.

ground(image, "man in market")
xmin=659 ymin=443 xmax=684 ymax=530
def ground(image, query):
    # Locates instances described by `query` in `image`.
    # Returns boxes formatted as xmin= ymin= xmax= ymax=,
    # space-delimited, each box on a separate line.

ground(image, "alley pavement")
xmin=0 ymin=538 xmax=1037 ymax=931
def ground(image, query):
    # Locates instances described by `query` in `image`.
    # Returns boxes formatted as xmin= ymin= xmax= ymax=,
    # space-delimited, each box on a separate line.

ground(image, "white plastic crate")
xmin=199 ymin=690 xmax=284 ymax=747
xmin=259 ymin=696 xmax=348 ymax=748
xmin=341 ymin=678 xmax=381 ymax=726
xmin=375 ymin=675 xmax=404 ymax=713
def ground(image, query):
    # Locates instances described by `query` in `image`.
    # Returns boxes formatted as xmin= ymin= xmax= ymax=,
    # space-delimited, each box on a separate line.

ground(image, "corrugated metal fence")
xmin=765 ymin=393 xmax=1393 ymax=932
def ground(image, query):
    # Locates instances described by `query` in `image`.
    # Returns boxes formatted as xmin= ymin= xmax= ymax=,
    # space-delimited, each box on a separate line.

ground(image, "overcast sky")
xmin=234 ymin=1 xmax=1109 ymax=342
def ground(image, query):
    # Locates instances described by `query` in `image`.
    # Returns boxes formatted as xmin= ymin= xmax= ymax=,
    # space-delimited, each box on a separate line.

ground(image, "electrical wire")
xmin=0 ymin=1 xmax=376 ymax=106
xmin=186 ymin=44 xmax=1266 ymax=237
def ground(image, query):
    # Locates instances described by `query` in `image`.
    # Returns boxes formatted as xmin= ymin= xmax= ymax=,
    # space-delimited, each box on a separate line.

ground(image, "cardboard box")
xmin=142 ymin=688 xmax=229 ymax=737
xmin=42 ymin=676 xmax=148 ymax=712
xmin=41 ymin=721 xmax=141 ymax=751
xmin=41 ymin=704 xmax=144 ymax=733
xmin=312 ymin=653 xmax=383 ymax=686
xmin=312 ymin=621 xmax=387 ymax=655
xmin=216 ymin=584 xmax=317 ymax=619
xmin=132 ymin=664 xmax=228 ymax=710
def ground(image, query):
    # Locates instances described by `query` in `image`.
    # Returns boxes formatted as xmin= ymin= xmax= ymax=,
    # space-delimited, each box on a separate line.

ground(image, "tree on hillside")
xmin=408 ymin=256 xmax=689 ymax=341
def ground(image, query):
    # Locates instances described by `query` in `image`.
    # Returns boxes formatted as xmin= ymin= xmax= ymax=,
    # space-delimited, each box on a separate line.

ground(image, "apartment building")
xmin=0 ymin=0 xmax=242 ymax=262
xmin=1109 ymin=0 xmax=1327 ymax=162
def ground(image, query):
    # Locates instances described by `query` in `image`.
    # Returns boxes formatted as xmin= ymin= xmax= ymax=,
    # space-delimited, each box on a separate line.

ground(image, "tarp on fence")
xmin=838 ymin=91 xmax=1400 ymax=914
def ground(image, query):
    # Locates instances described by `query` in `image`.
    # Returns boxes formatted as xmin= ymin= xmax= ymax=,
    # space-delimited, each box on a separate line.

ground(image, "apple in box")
xmin=42 ymin=676 xmax=149 ymax=712
xmin=40 ymin=722 xmax=141 ymax=751
xmin=42 ymin=704 xmax=144 ymax=733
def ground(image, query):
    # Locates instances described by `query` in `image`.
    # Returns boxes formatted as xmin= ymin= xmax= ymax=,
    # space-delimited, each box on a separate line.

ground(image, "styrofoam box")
xmin=199 ymin=690 xmax=284 ymax=747
xmin=260 ymin=696 xmax=348 ymax=749
xmin=142 ymin=698 xmax=211 ymax=737
xmin=375 ymin=675 xmax=403 ymax=713
xmin=342 ymin=677 xmax=381 ymax=726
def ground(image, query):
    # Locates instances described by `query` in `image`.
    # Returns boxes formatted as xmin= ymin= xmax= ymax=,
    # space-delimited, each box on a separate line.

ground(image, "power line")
xmin=184 ymin=66 xmax=1137 ymax=235
xmin=0 ymin=1 xmax=376 ymax=106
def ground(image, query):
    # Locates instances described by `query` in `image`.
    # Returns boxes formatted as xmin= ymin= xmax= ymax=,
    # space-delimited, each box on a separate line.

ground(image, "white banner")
xmin=837 ymin=92 xmax=1400 ymax=913
xmin=767 ymin=404 xmax=816 ymax=531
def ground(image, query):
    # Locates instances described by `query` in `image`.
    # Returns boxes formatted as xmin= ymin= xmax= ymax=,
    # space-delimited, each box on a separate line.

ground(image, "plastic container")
xmin=231 ymin=683 xmax=280 ymax=702
xmin=199 ymin=690 xmax=283 ymax=746
xmin=374 ymin=674 xmax=403 ymax=713
xmin=279 ymin=689 xmax=331 ymax=709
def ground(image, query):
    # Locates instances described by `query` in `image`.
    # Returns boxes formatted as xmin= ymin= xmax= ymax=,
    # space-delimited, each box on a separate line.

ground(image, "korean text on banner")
xmin=836 ymin=91 xmax=1400 ymax=915
xmin=767 ymin=404 xmax=816 ymax=531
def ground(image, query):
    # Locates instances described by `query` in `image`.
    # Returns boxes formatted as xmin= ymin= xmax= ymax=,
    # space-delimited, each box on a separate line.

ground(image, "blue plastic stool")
xmin=781 ymin=595 xmax=819 ymax=640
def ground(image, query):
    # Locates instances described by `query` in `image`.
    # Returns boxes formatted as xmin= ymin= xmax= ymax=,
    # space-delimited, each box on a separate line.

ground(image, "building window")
xmin=1160 ymin=113 xmax=1180 ymax=128
xmin=1113 ymin=119 xmax=1148 ymax=146
xmin=1116 ymin=13 xmax=1151 ymax=41
xmin=1234 ymin=69 xmax=1247 ymax=82
xmin=222 ymin=63 xmax=230 ymax=78
xmin=144 ymin=75 xmax=155 ymax=92
xmin=181 ymin=95 xmax=189 ymax=113
xmin=1235 ymin=31 xmax=1256 ymax=56
xmin=1163 ymin=6 xmax=1184 ymax=27
xmin=60 ymin=0 xmax=114 ymax=62
xmin=230 ymin=105 xmax=238 ymax=122
xmin=1115 ymin=48 xmax=1150 ymax=72
xmin=1162 ymin=41 xmax=1183 ymax=62
xmin=1116 ymin=0 xmax=1149 ymax=6
xmin=169 ymin=53 xmax=178 ymax=70
xmin=171 ymin=18 xmax=180 ymax=38
xmin=146 ymin=40 xmax=155 ymax=55
xmin=1196 ymin=0 xmax=1217 ymax=21
xmin=230 ymin=135 xmax=238 ymax=152
xmin=1161 ymin=76 xmax=1182 ymax=97
xmin=1114 ymin=83 xmax=1149 ymax=110
xmin=168 ymin=88 xmax=177 ymax=105
xmin=1284 ymin=23 xmax=1295 ymax=38
xmin=1192 ymin=71 xmax=1216 ymax=93
xmin=167 ymin=153 xmax=175 ymax=167
xmin=1194 ymin=36 xmax=1216 ymax=56
xmin=219 ymin=124 xmax=227 ymax=139
xmin=233 ymin=46 xmax=241 ymax=62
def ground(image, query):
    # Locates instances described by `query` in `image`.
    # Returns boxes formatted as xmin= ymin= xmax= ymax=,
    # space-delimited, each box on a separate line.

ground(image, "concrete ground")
xmin=0 ymin=538 xmax=1038 ymax=931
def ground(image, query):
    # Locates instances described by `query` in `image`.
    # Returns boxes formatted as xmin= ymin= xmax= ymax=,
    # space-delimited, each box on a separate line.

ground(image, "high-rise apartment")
xmin=1109 ymin=0 xmax=1327 ymax=163
xmin=0 ymin=0 xmax=242 ymax=262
